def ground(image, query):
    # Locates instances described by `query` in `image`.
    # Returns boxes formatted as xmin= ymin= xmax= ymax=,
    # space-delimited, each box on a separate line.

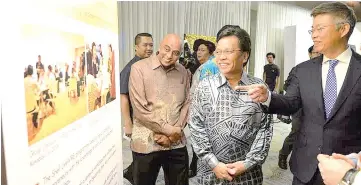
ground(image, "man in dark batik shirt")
xmin=189 ymin=25 xmax=273 ymax=185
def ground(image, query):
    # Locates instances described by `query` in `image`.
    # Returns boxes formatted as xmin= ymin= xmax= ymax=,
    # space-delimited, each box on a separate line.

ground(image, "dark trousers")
xmin=133 ymin=147 xmax=189 ymax=185
xmin=77 ymin=77 xmax=84 ymax=97
xmin=124 ymin=161 xmax=134 ymax=183
xmin=190 ymin=148 xmax=198 ymax=172
xmin=292 ymin=169 xmax=325 ymax=185
xmin=279 ymin=112 xmax=301 ymax=156
xmin=56 ymin=77 xmax=60 ymax=93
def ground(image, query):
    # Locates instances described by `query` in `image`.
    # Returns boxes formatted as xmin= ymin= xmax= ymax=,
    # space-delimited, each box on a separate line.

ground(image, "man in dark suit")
xmin=236 ymin=2 xmax=360 ymax=185
xmin=278 ymin=45 xmax=322 ymax=170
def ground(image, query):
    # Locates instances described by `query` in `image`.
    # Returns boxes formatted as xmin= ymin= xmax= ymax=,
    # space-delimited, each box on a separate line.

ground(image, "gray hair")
xmin=311 ymin=2 xmax=357 ymax=39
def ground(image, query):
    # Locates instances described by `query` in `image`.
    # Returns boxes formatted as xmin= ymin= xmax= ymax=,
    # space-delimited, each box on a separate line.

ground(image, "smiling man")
xmin=189 ymin=25 xmax=273 ymax=185
xmin=129 ymin=34 xmax=191 ymax=185
xmin=235 ymin=2 xmax=361 ymax=185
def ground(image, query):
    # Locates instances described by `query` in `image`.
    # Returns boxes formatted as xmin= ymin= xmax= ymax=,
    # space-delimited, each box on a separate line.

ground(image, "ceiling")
xmin=251 ymin=1 xmax=361 ymax=21
xmin=293 ymin=1 xmax=361 ymax=21
xmin=288 ymin=1 xmax=330 ymax=10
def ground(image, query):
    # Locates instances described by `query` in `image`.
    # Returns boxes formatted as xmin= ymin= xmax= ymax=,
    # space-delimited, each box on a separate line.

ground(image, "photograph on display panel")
xmin=22 ymin=24 xmax=88 ymax=145
xmin=22 ymin=1 xmax=119 ymax=145
xmin=85 ymin=40 xmax=116 ymax=113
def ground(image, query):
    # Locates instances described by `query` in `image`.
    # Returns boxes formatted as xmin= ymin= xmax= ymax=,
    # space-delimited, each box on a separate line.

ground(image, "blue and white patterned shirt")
xmin=189 ymin=72 xmax=273 ymax=185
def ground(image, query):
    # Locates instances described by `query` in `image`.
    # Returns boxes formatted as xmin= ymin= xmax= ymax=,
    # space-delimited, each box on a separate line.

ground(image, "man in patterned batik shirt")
xmin=189 ymin=25 xmax=273 ymax=185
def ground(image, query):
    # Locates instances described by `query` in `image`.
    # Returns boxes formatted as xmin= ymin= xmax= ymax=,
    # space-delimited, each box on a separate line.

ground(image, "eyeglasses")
xmin=308 ymin=22 xmax=348 ymax=35
xmin=163 ymin=45 xmax=181 ymax=57
xmin=214 ymin=49 xmax=242 ymax=56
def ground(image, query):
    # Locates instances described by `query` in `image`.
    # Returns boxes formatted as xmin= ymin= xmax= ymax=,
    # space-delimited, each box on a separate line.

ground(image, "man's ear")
xmin=340 ymin=23 xmax=351 ymax=38
xmin=243 ymin=52 xmax=249 ymax=62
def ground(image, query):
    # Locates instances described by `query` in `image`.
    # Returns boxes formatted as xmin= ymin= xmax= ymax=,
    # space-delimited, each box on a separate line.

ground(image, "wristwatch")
xmin=340 ymin=168 xmax=359 ymax=185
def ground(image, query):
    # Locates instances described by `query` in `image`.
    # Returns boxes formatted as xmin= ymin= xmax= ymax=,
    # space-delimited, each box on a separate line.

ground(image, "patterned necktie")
xmin=324 ymin=59 xmax=339 ymax=119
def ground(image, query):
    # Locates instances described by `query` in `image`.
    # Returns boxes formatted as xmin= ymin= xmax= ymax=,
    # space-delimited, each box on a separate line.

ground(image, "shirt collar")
xmin=322 ymin=46 xmax=352 ymax=64
xmin=218 ymin=71 xmax=250 ymax=88
xmin=151 ymin=54 xmax=181 ymax=71
xmin=134 ymin=55 xmax=141 ymax=61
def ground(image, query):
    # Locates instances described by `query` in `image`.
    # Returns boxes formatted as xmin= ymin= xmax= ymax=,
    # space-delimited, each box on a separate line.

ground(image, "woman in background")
xmin=189 ymin=39 xmax=216 ymax=178
xmin=108 ymin=44 xmax=116 ymax=102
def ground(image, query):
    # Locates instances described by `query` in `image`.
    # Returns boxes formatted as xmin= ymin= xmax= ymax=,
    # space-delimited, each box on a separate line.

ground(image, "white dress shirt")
xmin=322 ymin=47 xmax=352 ymax=96
xmin=263 ymin=47 xmax=352 ymax=106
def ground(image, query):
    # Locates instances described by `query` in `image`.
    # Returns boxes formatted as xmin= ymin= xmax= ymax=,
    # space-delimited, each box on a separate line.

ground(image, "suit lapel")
xmin=311 ymin=57 xmax=326 ymax=121
xmin=326 ymin=51 xmax=361 ymax=124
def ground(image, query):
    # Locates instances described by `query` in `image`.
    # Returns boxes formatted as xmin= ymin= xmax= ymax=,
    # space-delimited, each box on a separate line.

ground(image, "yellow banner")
xmin=185 ymin=34 xmax=216 ymax=52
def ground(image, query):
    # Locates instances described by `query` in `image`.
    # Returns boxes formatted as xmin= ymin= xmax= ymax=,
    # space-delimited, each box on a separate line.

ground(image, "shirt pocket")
xmin=168 ymin=76 xmax=186 ymax=103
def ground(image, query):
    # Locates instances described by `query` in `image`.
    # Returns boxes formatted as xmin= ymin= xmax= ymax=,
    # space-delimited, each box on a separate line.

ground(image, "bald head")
xmin=160 ymin=34 xmax=182 ymax=51
xmin=157 ymin=34 xmax=183 ymax=69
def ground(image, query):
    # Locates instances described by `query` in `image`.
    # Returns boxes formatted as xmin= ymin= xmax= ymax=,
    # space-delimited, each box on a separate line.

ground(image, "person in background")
xmin=86 ymin=44 xmax=92 ymax=75
xmin=24 ymin=67 xmax=28 ymax=78
xmin=190 ymin=39 xmax=216 ymax=94
xmin=64 ymin=63 xmax=70 ymax=86
xmin=91 ymin=42 xmax=100 ymax=77
xmin=263 ymin=52 xmax=280 ymax=93
xmin=262 ymin=52 xmax=280 ymax=123
xmin=120 ymin=33 xmax=153 ymax=184
xmin=191 ymin=39 xmax=218 ymax=86
xmin=54 ymin=65 xmax=61 ymax=93
xmin=36 ymin=55 xmax=44 ymax=80
xmin=181 ymin=39 xmax=199 ymax=74
xmin=309 ymin=45 xmax=322 ymax=59
xmin=97 ymin=44 xmax=103 ymax=63
xmin=197 ymin=39 xmax=223 ymax=81
xmin=78 ymin=54 xmax=85 ymax=97
xmin=188 ymin=39 xmax=216 ymax=178
xmin=108 ymin=44 xmax=116 ymax=102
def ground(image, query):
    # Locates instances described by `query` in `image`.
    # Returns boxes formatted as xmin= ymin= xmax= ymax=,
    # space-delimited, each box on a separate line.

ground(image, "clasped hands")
xmin=154 ymin=127 xmax=182 ymax=148
xmin=212 ymin=161 xmax=246 ymax=181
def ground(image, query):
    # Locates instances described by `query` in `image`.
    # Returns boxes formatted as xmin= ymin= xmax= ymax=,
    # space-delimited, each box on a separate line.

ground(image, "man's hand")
xmin=234 ymin=84 xmax=269 ymax=103
xmin=226 ymin=161 xmax=246 ymax=177
xmin=331 ymin=153 xmax=357 ymax=168
xmin=169 ymin=127 xmax=182 ymax=143
xmin=317 ymin=154 xmax=354 ymax=185
xmin=212 ymin=162 xmax=233 ymax=181
xmin=124 ymin=119 xmax=133 ymax=138
xmin=154 ymin=134 xmax=171 ymax=147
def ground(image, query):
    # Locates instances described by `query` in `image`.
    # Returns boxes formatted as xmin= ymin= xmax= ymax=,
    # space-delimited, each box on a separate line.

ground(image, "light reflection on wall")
xmin=22 ymin=25 xmax=85 ymax=71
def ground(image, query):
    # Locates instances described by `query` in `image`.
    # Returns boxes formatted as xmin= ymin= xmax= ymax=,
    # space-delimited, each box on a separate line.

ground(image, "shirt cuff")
xmin=243 ymin=159 xmax=257 ymax=170
xmin=261 ymin=90 xmax=271 ymax=107
xmin=205 ymin=153 xmax=219 ymax=169
xmin=346 ymin=153 xmax=359 ymax=168
xmin=163 ymin=124 xmax=175 ymax=136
